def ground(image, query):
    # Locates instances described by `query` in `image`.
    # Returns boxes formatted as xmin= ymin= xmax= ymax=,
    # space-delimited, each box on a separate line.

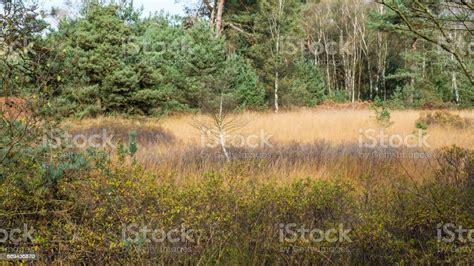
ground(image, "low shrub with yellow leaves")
xmin=1 ymin=142 xmax=473 ymax=264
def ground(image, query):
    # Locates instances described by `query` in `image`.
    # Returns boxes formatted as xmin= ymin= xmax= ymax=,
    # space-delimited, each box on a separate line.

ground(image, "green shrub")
xmin=370 ymin=97 xmax=393 ymax=128
xmin=417 ymin=111 xmax=471 ymax=129
xmin=1 ymin=121 xmax=473 ymax=265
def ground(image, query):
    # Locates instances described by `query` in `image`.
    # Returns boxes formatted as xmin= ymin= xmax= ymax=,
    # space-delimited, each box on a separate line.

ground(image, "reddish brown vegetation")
xmin=0 ymin=97 xmax=28 ymax=119
xmin=317 ymin=100 xmax=371 ymax=110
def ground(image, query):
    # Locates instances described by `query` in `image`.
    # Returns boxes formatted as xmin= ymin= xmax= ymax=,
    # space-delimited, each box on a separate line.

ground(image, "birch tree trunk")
xmin=322 ymin=31 xmax=332 ymax=95
xmin=271 ymin=0 xmax=283 ymax=113
xmin=450 ymin=33 xmax=460 ymax=104
xmin=274 ymin=71 xmax=279 ymax=112
xmin=274 ymin=22 xmax=280 ymax=113
xmin=452 ymin=72 xmax=460 ymax=104
xmin=218 ymin=92 xmax=230 ymax=162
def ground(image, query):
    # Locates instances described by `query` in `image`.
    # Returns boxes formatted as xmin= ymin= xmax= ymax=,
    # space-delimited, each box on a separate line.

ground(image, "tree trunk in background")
xmin=322 ymin=31 xmax=332 ymax=96
xmin=274 ymin=71 xmax=279 ymax=113
xmin=274 ymin=24 xmax=280 ymax=113
xmin=452 ymin=72 xmax=460 ymax=104
xmin=451 ymin=49 xmax=460 ymax=103
xmin=450 ymin=33 xmax=460 ymax=104
xmin=216 ymin=0 xmax=225 ymax=35
xmin=210 ymin=0 xmax=216 ymax=31
xmin=271 ymin=0 xmax=283 ymax=113
xmin=218 ymin=92 xmax=230 ymax=162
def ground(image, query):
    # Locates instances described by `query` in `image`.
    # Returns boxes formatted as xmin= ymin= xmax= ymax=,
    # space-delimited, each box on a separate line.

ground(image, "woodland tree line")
xmin=1 ymin=0 xmax=473 ymax=117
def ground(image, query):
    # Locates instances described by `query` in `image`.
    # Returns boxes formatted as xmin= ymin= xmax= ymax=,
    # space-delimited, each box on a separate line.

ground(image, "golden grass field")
xmin=66 ymin=108 xmax=474 ymax=148
xmin=62 ymin=108 xmax=474 ymax=185
xmin=158 ymin=109 xmax=474 ymax=147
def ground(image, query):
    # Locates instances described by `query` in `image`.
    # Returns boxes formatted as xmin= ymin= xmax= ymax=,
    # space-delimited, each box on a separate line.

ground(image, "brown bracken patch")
xmin=0 ymin=97 xmax=28 ymax=120
xmin=317 ymin=100 xmax=371 ymax=110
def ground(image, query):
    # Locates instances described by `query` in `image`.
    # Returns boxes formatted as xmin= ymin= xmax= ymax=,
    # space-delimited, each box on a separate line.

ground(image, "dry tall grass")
xmin=158 ymin=109 xmax=474 ymax=148
xmin=62 ymin=109 xmax=473 ymax=184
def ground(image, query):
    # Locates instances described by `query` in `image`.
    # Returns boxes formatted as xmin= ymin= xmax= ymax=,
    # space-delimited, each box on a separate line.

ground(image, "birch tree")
xmin=256 ymin=0 xmax=301 ymax=112
xmin=376 ymin=0 xmax=474 ymax=85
